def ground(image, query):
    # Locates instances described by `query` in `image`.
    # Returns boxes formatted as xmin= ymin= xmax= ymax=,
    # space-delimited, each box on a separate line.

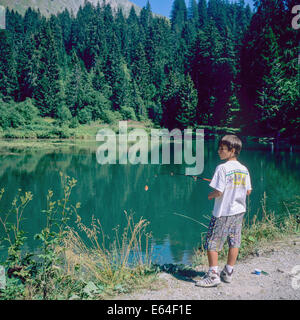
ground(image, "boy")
xmin=195 ymin=135 xmax=252 ymax=287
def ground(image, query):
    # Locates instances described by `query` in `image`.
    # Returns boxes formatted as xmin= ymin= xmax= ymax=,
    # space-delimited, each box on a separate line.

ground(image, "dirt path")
xmin=115 ymin=237 xmax=300 ymax=300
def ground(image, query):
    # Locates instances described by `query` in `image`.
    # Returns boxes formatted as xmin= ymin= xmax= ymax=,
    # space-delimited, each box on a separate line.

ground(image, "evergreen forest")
xmin=0 ymin=0 xmax=299 ymax=141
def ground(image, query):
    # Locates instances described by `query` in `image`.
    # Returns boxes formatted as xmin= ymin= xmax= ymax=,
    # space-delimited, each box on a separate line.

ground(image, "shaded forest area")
xmin=0 ymin=0 xmax=299 ymax=141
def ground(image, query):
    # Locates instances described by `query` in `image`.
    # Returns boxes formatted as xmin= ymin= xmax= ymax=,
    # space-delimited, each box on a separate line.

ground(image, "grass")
xmin=59 ymin=211 xmax=154 ymax=295
xmin=0 ymin=173 xmax=156 ymax=300
xmin=0 ymin=119 xmax=155 ymax=143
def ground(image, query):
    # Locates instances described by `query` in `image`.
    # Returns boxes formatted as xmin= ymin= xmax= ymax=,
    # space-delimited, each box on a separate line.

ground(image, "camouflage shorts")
xmin=204 ymin=212 xmax=245 ymax=251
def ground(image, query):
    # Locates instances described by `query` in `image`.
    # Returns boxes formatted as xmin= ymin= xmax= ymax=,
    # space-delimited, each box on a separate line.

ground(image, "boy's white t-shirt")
xmin=209 ymin=160 xmax=252 ymax=218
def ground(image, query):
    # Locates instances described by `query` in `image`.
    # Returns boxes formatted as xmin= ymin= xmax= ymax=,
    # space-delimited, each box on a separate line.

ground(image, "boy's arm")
xmin=208 ymin=189 xmax=223 ymax=200
xmin=246 ymin=171 xmax=252 ymax=196
xmin=208 ymin=165 xmax=225 ymax=200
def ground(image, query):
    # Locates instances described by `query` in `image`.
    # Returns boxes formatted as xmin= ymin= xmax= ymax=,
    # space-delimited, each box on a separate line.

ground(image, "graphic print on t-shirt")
xmin=226 ymin=170 xmax=248 ymax=187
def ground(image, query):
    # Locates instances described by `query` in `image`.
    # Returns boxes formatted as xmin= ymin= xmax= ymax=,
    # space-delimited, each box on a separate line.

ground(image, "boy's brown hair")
xmin=219 ymin=135 xmax=242 ymax=156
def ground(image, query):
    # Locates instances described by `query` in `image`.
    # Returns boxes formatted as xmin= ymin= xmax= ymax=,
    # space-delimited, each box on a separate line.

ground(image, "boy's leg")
xmin=220 ymin=248 xmax=238 ymax=283
xmin=208 ymin=250 xmax=218 ymax=268
xmin=204 ymin=216 xmax=227 ymax=271
xmin=220 ymin=213 xmax=244 ymax=283
xmin=195 ymin=217 xmax=227 ymax=287
xmin=226 ymin=213 xmax=244 ymax=267
xmin=227 ymin=247 xmax=239 ymax=267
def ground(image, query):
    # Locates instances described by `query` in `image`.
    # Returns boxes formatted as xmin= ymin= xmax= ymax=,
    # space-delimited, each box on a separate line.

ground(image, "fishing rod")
xmin=169 ymin=172 xmax=211 ymax=182
xmin=145 ymin=172 xmax=211 ymax=191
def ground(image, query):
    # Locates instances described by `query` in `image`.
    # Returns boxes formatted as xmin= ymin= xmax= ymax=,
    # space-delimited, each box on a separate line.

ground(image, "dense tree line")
xmin=0 ymin=0 xmax=299 ymax=140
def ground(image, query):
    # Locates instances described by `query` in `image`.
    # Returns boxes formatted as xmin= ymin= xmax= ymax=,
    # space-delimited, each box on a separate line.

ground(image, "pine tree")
xmin=130 ymin=80 xmax=147 ymax=119
xmin=198 ymin=0 xmax=208 ymax=28
xmin=65 ymin=50 xmax=83 ymax=117
xmin=240 ymin=1 xmax=297 ymax=136
xmin=224 ymin=92 xmax=241 ymax=128
xmin=188 ymin=0 xmax=199 ymax=24
xmin=176 ymin=74 xmax=198 ymax=129
xmin=115 ymin=9 xmax=128 ymax=55
xmin=188 ymin=20 xmax=223 ymax=125
xmin=5 ymin=9 xmax=24 ymax=49
xmin=32 ymin=22 xmax=62 ymax=117
xmin=207 ymin=0 xmax=228 ymax=36
xmin=92 ymin=60 xmax=112 ymax=100
xmin=84 ymin=12 xmax=100 ymax=70
xmin=234 ymin=0 xmax=252 ymax=41
xmin=49 ymin=15 xmax=65 ymax=67
xmin=23 ymin=7 xmax=43 ymax=35
xmin=16 ymin=33 xmax=35 ymax=101
xmin=161 ymin=71 xmax=184 ymax=129
xmin=171 ymin=0 xmax=188 ymax=34
xmin=78 ymin=70 xmax=95 ymax=123
xmin=104 ymin=41 xmax=131 ymax=111
xmin=127 ymin=6 xmax=143 ymax=64
xmin=130 ymin=42 xmax=150 ymax=99
xmin=255 ymin=27 xmax=294 ymax=135
xmin=214 ymin=28 xmax=238 ymax=125
xmin=0 ymin=29 xmax=18 ymax=102
xmin=57 ymin=9 xmax=72 ymax=53
xmin=140 ymin=1 xmax=152 ymax=31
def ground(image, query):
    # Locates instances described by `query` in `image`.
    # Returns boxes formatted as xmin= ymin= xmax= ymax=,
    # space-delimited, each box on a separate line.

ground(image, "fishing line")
xmin=156 ymin=171 xmax=211 ymax=181
xmin=173 ymin=212 xmax=208 ymax=228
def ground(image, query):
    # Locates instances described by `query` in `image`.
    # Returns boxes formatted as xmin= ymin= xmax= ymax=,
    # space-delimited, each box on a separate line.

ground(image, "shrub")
xmin=50 ymin=125 xmax=71 ymax=139
xmin=3 ymin=129 xmax=26 ymax=139
xmin=69 ymin=117 xmax=79 ymax=129
xmin=14 ymin=99 xmax=39 ymax=124
xmin=36 ymin=130 xmax=57 ymax=139
xmin=89 ymin=94 xmax=112 ymax=121
xmin=57 ymin=105 xmax=72 ymax=122
xmin=0 ymin=99 xmax=39 ymax=129
xmin=0 ymin=99 xmax=12 ymax=129
xmin=9 ymin=112 xmax=26 ymax=128
xmin=101 ymin=110 xmax=123 ymax=124
xmin=120 ymin=106 xmax=137 ymax=121
xmin=78 ymin=108 xmax=92 ymax=124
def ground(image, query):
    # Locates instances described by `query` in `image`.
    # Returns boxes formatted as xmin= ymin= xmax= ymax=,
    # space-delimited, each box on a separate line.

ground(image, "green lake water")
xmin=0 ymin=138 xmax=299 ymax=265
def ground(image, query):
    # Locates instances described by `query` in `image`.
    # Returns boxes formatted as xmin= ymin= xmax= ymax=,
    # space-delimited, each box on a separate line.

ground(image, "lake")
xmin=0 ymin=138 xmax=299 ymax=265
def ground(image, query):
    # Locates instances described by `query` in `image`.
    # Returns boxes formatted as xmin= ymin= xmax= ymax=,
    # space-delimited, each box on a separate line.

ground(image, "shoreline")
xmin=113 ymin=235 xmax=300 ymax=300
xmin=0 ymin=120 xmax=299 ymax=152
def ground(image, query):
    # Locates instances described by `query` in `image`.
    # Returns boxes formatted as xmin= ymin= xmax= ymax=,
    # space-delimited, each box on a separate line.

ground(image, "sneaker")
xmin=220 ymin=266 xmax=233 ymax=283
xmin=195 ymin=270 xmax=221 ymax=287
